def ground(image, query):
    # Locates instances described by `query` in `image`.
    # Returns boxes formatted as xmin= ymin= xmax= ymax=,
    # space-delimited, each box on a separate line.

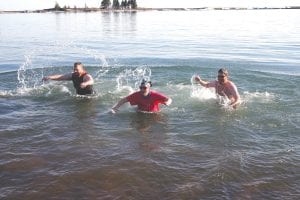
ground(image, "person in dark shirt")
xmin=42 ymin=62 xmax=94 ymax=95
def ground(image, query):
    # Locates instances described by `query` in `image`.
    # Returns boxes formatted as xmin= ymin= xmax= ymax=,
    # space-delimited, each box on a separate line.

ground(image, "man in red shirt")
xmin=111 ymin=80 xmax=172 ymax=113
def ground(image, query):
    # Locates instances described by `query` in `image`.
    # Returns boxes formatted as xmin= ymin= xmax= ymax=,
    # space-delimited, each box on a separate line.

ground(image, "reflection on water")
xmin=101 ymin=11 xmax=137 ymax=36
xmin=0 ymin=10 xmax=299 ymax=200
xmin=73 ymin=97 xmax=98 ymax=120
xmin=130 ymin=112 xmax=168 ymax=152
xmin=130 ymin=112 xmax=167 ymax=133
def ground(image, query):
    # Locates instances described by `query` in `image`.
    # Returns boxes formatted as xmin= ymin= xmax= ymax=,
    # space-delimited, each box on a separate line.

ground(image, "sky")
xmin=0 ymin=0 xmax=300 ymax=11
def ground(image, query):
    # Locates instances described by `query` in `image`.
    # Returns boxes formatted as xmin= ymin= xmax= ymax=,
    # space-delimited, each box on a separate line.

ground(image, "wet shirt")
xmin=72 ymin=72 xmax=94 ymax=95
xmin=126 ymin=91 xmax=168 ymax=112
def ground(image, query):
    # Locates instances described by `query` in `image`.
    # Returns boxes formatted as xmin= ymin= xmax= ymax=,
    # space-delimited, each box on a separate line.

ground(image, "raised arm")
xmin=42 ymin=73 xmax=72 ymax=81
xmin=194 ymin=75 xmax=209 ymax=87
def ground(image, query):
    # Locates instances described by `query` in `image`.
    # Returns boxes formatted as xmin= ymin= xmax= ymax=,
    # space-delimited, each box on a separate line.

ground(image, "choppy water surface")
xmin=0 ymin=10 xmax=299 ymax=199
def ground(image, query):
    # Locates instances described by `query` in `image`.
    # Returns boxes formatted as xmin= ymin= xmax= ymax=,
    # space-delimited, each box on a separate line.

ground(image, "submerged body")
xmin=43 ymin=62 xmax=94 ymax=95
xmin=195 ymin=68 xmax=240 ymax=109
xmin=111 ymin=80 xmax=172 ymax=113
xmin=71 ymin=72 xmax=94 ymax=95
xmin=127 ymin=90 xmax=169 ymax=112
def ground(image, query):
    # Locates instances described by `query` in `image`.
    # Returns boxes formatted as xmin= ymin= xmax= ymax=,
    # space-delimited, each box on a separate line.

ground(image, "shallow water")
xmin=0 ymin=10 xmax=299 ymax=199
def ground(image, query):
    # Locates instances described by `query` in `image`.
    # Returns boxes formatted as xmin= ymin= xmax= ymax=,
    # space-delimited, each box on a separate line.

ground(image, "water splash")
xmin=82 ymin=48 xmax=110 ymax=79
xmin=14 ymin=43 xmax=110 ymax=97
xmin=116 ymin=66 xmax=152 ymax=91
xmin=16 ymin=54 xmax=43 ymax=95
xmin=17 ymin=55 xmax=32 ymax=90
xmin=71 ymin=45 xmax=110 ymax=80
xmin=94 ymin=54 xmax=110 ymax=80
xmin=190 ymin=74 xmax=216 ymax=100
xmin=243 ymin=91 xmax=275 ymax=103
xmin=0 ymin=90 xmax=14 ymax=97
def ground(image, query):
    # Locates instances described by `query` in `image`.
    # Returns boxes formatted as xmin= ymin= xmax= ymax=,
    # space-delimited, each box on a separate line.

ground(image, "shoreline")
xmin=1 ymin=6 xmax=300 ymax=14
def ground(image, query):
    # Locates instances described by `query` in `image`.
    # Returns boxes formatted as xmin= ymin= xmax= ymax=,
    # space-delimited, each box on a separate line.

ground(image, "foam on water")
xmin=0 ymin=90 xmax=14 ymax=97
xmin=242 ymin=91 xmax=276 ymax=104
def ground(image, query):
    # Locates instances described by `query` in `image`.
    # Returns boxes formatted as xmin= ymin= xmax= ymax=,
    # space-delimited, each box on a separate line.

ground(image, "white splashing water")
xmin=116 ymin=66 xmax=152 ymax=92
xmin=16 ymin=54 xmax=44 ymax=95
xmin=242 ymin=91 xmax=276 ymax=103
xmin=17 ymin=55 xmax=32 ymax=90
xmin=72 ymin=45 xmax=110 ymax=80
xmin=190 ymin=75 xmax=216 ymax=100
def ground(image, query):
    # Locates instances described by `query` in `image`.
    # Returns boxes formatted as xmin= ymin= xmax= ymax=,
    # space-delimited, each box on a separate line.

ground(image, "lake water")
xmin=0 ymin=9 xmax=299 ymax=199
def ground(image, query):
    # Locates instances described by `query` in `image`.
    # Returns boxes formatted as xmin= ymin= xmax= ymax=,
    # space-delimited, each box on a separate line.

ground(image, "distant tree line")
xmin=54 ymin=2 xmax=66 ymax=11
xmin=101 ymin=0 xmax=138 ymax=9
xmin=53 ymin=1 xmax=76 ymax=11
xmin=53 ymin=0 xmax=137 ymax=11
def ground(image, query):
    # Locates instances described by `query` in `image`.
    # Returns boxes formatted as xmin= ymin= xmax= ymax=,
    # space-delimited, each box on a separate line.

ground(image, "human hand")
xmin=194 ymin=75 xmax=201 ymax=82
xmin=80 ymin=82 xmax=87 ymax=88
xmin=42 ymin=76 xmax=50 ymax=81
xmin=165 ymin=98 xmax=172 ymax=106
xmin=111 ymin=108 xmax=118 ymax=114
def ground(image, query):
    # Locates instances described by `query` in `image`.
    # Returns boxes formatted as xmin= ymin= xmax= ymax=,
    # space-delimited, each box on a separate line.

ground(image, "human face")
xmin=217 ymin=73 xmax=228 ymax=84
xmin=139 ymin=83 xmax=150 ymax=96
xmin=73 ymin=64 xmax=83 ymax=74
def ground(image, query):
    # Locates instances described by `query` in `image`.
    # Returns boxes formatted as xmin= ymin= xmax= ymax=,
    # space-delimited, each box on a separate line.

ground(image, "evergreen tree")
xmin=127 ymin=0 xmax=131 ymax=8
xmin=54 ymin=2 xmax=61 ymax=10
xmin=121 ymin=0 xmax=125 ymax=9
xmin=131 ymin=0 xmax=137 ymax=9
xmin=120 ymin=0 xmax=136 ymax=9
xmin=101 ymin=0 xmax=111 ymax=9
xmin=84 ymin=3 xmax=89 ymax=11
xmin=113 ymin=0 xmax=120 ymax=9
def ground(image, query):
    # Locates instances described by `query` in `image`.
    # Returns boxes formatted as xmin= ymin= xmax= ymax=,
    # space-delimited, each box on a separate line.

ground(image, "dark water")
xmin=0 ymin=10 xmax=299 ymax=199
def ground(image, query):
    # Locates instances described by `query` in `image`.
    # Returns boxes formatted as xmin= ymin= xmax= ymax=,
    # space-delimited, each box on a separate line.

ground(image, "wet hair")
xmin=74 ymin=62 xmax=83 ymax=68
xmin=140 ymin=79 xmax=152 ymax=87
xmin=218 ymin=68 xmax=229 ymax=76
xmin=73 ymin=62 xmax=87 ymax=74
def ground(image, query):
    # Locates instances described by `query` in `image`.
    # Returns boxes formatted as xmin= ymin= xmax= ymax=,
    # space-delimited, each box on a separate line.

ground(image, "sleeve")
xmin=126 ymin=92 xmax=139 ymax=105
xmin=152 ymin=91 xmax=168 ymax=104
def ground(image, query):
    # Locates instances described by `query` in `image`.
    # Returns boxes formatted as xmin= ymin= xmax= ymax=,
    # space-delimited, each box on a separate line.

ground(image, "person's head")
xmin=139 ymin=79 xmax=152 ymax=96
xmin=73 ymin=62 xmax=85 ymax=74
xmin=217 ymin=68 xmax=229 ymax=84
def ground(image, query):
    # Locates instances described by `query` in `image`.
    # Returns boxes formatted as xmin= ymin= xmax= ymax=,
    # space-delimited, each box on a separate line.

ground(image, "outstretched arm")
xmin=194 ymin=75 xmax=209 ymax=87
xmin=42 ymin=73 xmax=72 ymax=81
xmin=111 ymin=97 xmax=129 ymax=113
